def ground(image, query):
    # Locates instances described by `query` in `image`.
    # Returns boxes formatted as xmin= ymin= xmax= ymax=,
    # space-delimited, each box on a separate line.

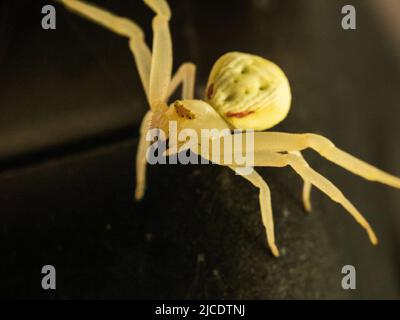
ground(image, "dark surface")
xmin=0 ymin=0 xmax=400 ymax=299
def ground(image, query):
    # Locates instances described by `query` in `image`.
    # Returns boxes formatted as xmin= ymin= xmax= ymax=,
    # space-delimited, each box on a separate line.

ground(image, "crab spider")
xmin=58 ymin=0 xmax=400 ymax=257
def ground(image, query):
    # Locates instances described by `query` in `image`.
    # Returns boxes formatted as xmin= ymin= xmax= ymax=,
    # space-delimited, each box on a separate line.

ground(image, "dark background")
xmin=0 ymin=0 xmax=399 ymax=299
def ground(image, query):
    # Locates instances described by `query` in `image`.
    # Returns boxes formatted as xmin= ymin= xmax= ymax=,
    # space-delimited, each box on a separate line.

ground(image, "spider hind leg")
xmin=231 ymin=167 xmax=280 ymax=257
xmin=252 ymin=151 xmax=378 ymax=245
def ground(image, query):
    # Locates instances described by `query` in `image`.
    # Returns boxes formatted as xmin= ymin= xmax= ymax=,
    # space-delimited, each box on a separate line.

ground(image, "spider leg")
xmin=58 ymin=0 xmax=152 ymax=100
xmin=167 ymin=63 xmax=197 ymax=101
xmin=247 ymin=151 xmax=378 ymax=245
xmin=60 ymin=0 xmax=175 ymax=199
xmin=144 ymin=0 xmax=173 ymax=106
xmin=194 ymin=132 xmax=378 ymax=251
xmin=198 ymin=137 xmax=377 ymax=245
xmin=229 ymin=167 xmax=279 ymax=257
xmin=135 ymin=0 xmax=175 ymax=199
xmin=135 ymin=111 xmax=153 ymax=201
xmin=302 ymin=177 xmax=312 ymax=212
xmin=250 ymin=132 xmax=400 ymax=189
xmin=289 ymin=151 xmax=312 ymax=212
xmin=136 ymin=60 xmax=192 ymax=200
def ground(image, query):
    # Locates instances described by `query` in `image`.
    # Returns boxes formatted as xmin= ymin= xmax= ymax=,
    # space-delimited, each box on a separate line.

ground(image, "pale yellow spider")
xmin=58 ymin=0 xmax=400 ymax=257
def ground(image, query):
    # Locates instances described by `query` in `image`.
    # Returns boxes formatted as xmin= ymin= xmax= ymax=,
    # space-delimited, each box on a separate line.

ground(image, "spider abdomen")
xmin=205 ymin=52 xmax=292 ymax=131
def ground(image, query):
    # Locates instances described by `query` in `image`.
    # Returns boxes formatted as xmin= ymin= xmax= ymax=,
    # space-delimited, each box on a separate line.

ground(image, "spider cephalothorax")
xmin=58 ymin=0 xmax=400 ymax=258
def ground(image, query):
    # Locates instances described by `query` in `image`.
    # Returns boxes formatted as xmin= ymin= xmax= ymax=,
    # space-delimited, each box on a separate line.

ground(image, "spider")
xmin=58 ymin=0 xmax=400 ymax=257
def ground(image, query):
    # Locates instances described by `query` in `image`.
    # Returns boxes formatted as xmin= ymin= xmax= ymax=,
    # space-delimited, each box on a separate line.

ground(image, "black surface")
xmin=0 ymin=0 xmax=400 ymax=299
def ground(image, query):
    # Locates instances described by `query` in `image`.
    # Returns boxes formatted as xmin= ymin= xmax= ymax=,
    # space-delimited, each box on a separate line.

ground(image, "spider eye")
xmin=174 ymin=101 xmax=196 ymax=120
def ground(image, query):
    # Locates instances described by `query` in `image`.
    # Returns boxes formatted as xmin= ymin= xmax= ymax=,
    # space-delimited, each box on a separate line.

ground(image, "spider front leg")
xmin=136 ymin=1 xmax=198 ymax=200
xmin=135 ymin=111 xmax=153 ymax=200
xmin=167 ymin=63 xmax=197 ymax=101
xmin=58 ymin=0 xmax=152 ymax=99
xmin=145 ymin=0 xmax=173 ymax=105
xmin=230 ymin=167 xmax=279 ymax=257
xmin=135 ymin=63 xmax=196 ymax=200
xmin=59 ymin=0 xmax=176 ymax=106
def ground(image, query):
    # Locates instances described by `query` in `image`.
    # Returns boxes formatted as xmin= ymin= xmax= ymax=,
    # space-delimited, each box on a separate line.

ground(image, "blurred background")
xmin=0 ymin=0 xmax=399 ymax=299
